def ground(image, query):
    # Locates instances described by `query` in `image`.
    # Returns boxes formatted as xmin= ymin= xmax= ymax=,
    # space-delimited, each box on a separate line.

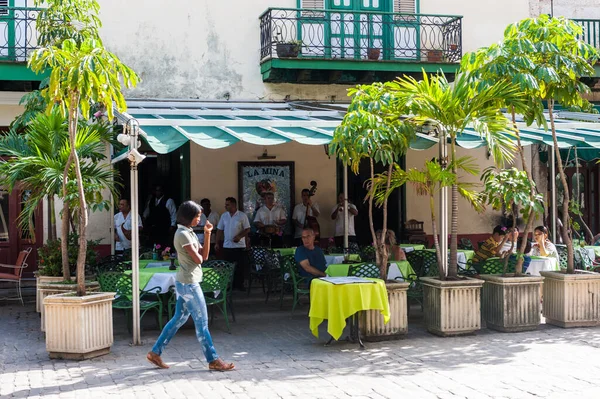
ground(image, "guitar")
xmin=304 ymin=181 xmax=321 ymax=243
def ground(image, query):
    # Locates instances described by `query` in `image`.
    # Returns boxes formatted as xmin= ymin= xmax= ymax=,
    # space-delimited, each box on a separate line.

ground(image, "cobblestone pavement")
xmin=2 ymin=289 xmax=600 ymax=399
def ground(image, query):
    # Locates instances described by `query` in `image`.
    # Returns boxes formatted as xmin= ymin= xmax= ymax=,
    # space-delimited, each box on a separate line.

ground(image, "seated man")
xmin=499 ymin=227 xmax=531 ymax=271
xmin=294 ymin=228 xmax=327 ymax=281
xmin=472 ymin=225 xmax=511 ymax=266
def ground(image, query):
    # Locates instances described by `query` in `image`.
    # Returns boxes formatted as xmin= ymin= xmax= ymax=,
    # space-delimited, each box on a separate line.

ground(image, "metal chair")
xmin=459 ymin=238 xmax=474 ymax=250
xmin=201 ymin=267 xmax=234 ymax=333
xmin=0 ymin=247 xmax=32 ymax=305
xmin=278 ymin=254 xmax=310 ymax=315
xmin=481 ymin=257 xmax=516 ymax=275
xmin=555 ymin=244 xmax=568 ymax=269
xmin=247 ymin=247 xmax=280 ymax=302
xmin=349 ymin=263 xmax=380 ymax=278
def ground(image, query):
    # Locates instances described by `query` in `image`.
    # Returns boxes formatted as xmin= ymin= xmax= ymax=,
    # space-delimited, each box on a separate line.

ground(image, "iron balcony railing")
xmin=0 ymin=6 xmax=41 ymax=62
xmin=259 ymin=8 xmax=462 ymax=63
xmin=573 ymin=19 xmax=600 ymax=49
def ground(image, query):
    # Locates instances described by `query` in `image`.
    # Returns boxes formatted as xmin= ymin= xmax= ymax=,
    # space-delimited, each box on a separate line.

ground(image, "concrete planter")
xmin=35 ymin=275 xmax=64 ymax=313
xmin=359 ymin=281 xmax=409 ymax=341
xmin=540 ymin=270 xmax=600 ymax=328
xmin=39 ymin=281 xmax=100 ymax=332
xmin=44 ymin=292 xmax=115 ymax=360
xmin=421 ymin=277 xmax=484 ymax=336
xmin=480 ymin=274 xmax=544 ymax=332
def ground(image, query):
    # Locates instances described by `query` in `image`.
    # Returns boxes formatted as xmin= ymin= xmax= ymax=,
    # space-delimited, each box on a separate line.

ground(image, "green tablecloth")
xmin=326 ymin=261 xmax=415 ymax=280
xmin=309 ymin=277 xmax=389 ymax=340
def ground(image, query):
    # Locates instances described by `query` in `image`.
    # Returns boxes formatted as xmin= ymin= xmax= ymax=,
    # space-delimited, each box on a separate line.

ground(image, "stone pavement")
xmin=2 ymin=289 xmax=600 ymax=399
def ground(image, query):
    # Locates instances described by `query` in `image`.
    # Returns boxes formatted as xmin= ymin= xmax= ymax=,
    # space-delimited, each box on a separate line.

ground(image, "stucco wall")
xmin=190 ymin=141 xmax=337 ymax=237
xmin=530 ymin=0 xmax=600 ymax=19
xmin=0 ymin=92 xmax=25 ymax=126
xmin=97 ymin=0 xmax=530 ymax=102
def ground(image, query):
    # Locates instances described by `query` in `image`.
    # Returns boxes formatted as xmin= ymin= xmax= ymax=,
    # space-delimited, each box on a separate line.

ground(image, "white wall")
xmin=530 ymin=0 xmax=600 ymax=19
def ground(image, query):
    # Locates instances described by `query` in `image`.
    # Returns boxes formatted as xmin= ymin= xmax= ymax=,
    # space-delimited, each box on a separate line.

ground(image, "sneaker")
xmin=147 ymin=351 xmax=170 ymax=369
xmin=208 ymin=358 xmax=235 ymax=372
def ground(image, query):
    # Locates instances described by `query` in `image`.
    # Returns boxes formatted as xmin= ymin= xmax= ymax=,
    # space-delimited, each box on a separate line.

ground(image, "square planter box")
xmin=540 ymin=270 xmax=600 ymax=328
xmin=421 ymin=277 xmax=484 ymax=336
xmin=480 ymin=274 xmax=544 ymax=332
xmin=39 ymin=281 xmax=100 ymax=331
xmin=35 ymin=275 xmax=65 ymax=313
xmin=359 ymin=282 xmax=409 ymax=341
xmin=44 ymin=292 xmax=116 ymax=360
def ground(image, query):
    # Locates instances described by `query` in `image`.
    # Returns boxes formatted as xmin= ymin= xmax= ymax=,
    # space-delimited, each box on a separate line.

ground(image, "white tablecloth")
xmin=325 ymin=255 xmax=345 ymax=266
xmin=526 ymin=257 xmax=559 ymax=276
xmin=145 ymin=272 xmax=219 ymax=296
xmin=387 ymin=263 xmax=409 ymax=281
xmin=585 ymin=248 xmax=596 ymax=262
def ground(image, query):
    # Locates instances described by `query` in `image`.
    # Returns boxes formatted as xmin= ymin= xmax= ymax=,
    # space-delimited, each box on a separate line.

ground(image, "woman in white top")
xmin=528 ymin=225 xmax=560 ymax=263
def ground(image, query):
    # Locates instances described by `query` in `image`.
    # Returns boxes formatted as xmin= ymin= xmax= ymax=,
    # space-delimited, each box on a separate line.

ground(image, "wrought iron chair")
xmin=420 ymin=250 xmax=439 ymax=276
xmin=481 ymin=257 xmax=516 ymax=275
xmin=0 ymin=247 xmax=32 ymax=305
xmin=278 ymin=254 xmax=310 ymax=315
xmin=348 ymin=242 xmax=361 ymax=254
xmin=101 ymin=272 xmax=163 ymax=332
xmin=326 ymin=246 xmax=343 ymax=255
xmin=555 ymin=244 xmax=568 ymax=269
xmin=201 ymin=267 xmax=234 ymax=333
xmin=459 ymin=238 xmax=474 ymax=250
xmin=349 ymin=263 xmax=380 ymax=278
xmin=405 ymin=250 xmax=424 ymax=277
xmin=209 ymin=261 xmax=236 ymax=323
xmin=359 ymin=245 xmax=376 ymax=262
xmin=574 ymin=247 xmax=599 ymax=271
xmin=403 ymin=263 xmax=439 ymax=312
xmin=247 ymin=247 xmax=280 ymax=302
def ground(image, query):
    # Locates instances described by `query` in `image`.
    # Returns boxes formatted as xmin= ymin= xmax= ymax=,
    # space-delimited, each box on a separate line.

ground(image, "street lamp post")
xmin=117 ymin=119 xmax=146 ymax=345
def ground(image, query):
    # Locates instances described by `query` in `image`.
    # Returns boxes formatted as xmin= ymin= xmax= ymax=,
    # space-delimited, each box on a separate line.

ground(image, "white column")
xmin=343 ymin=163 xmax=349 ymax=259
xmin=129 ymin=121 xmax=141 ymax=346
xmin=551 ymin=144 xmax=556 ymax=243
xmin=439 ymin=131 xmax=448 ymax=275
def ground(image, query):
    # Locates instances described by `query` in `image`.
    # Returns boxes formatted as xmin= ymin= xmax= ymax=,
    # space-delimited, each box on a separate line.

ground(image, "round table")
xmin=526 ymin=257 xmax=559 ymax=276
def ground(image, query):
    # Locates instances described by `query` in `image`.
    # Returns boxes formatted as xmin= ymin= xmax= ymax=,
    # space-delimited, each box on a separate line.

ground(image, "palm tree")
xmin=370 ymin=158 xmax=483 ymax=278
xmin=0 ymin=110 xmax=119 ymax=280
xmin=387 ymin=71 xmax=524 ymax=278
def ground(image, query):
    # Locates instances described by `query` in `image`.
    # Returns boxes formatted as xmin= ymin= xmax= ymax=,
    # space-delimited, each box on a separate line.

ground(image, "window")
xmin=0 ymin=0 xmax=9 ymax=16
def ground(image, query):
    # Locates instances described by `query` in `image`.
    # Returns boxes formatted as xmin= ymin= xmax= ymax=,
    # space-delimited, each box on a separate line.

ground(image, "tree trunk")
xmin=378 ymin=163 xmax=392 ymax=280
xmin=68 ymin=93 xmax=89 ymax=296
xmin=61 ymin=153 xmax=73 ymax=281
xmin=48 ymin=196 xmax=57 ymax=241
xmin=549 ymin=99 xmax=574 ymax=273
xmin=503 ymin=207 xmax=517 ymax=275
xmin=449 ymin=137 xmax=458 ymax=278
xmin=430 ymin=194 xmax=444 ymax=278
xmin=512 ymin=107 xmax=535 ymax=276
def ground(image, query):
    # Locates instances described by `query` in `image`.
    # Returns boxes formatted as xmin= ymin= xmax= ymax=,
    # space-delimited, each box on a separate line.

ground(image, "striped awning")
xmin=114 ymin=100 xmax=600 ymax=160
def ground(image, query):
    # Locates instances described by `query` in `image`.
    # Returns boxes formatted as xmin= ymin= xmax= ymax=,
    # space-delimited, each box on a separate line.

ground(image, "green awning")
xmin=113 ymin=101 xmax=600 ymax=161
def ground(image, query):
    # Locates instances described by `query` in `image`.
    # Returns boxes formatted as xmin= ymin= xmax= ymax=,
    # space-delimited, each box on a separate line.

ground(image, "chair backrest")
xmin=349 ymin=263 xmax=380 ymax=278
xmin=459 ymin=238 xmax=474 ymax=250
xmin=248 ymin=247 xmax=279 ymax=271
xmin=203 ymin=259 xmax=234 ymax=269
xmin=574 ymin=247 xmax=592 ymax=270
xmin=420 ymin=250 xmax=439 ymax=276
xmin=405 ymin=219 xmax=424 ymax=231
xmin=115 ymin=274 xmax=134 ymax=301
xmin=405 ymin=250 xmax=424 ymax=276
xmin=9 ymin=247 xmax=32 ymax=278
xmin=279 ymin=254 xmax=302 ymax=286
xmin=348 ymin=242 xmax=361 ymax=254
xmin=481 ymin=257 xmax=516 ymax=274
xmin=98 ymin=271 xmax=123 ymax=292
xmin=326 ymin=246 xmax=342 ymax=255
xmin=360 ymin=245 xmax=376 ymax=262
xmin=201 ymin=267 xmax=230 ymax=294
xmin=555 ymin=244 xmax=568 ymax=269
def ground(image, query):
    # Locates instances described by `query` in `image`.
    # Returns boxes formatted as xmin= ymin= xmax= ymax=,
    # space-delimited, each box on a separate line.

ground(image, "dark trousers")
xmin=223 ymin=247 xmax=248 ymax=290
xmin=334 ymin=235 xmax=357 ymax=248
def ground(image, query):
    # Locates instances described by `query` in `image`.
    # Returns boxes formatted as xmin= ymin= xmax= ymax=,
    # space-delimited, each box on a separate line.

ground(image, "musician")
xmin=330 ymin=192 xmax=358 ymax=248
xmin=254 ymin=192 xmax=287 ymax=248
xmin=292 ymin=189 xmax=320 ymax=247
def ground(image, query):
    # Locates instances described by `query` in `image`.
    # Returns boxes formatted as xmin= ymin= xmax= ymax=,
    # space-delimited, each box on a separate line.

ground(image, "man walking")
xmin=216 ymin=197 xmax=251 ymax=291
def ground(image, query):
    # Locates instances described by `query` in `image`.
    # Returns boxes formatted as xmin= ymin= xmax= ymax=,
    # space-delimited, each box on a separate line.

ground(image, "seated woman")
xmin=528 ymin=225 xmax=560 ymax=263
xmin=375 ymin=230 xmax=406 ymax=262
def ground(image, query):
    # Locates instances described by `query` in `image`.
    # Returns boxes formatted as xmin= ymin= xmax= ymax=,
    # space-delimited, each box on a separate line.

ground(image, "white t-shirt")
xmin=331 ymin=203 xmax=357 ymax=237
xmin=292 ymin=202 xmax=320 ymax=238
xmin=193 ymin=211 xmax=221 ymax=245
xmin=114 ymin=212 xmax=143 ymax=250
xmin=206 ymin=211 xmax=220 ymax=244
xmin=254 ymin=205 xmax=287 ymax=226
xmin=217 ymin=210 xmax=251 ymax=249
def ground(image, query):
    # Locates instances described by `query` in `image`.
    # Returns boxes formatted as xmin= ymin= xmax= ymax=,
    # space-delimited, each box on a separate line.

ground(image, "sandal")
xmin=208 ymin=359 xmax=235 ymax=372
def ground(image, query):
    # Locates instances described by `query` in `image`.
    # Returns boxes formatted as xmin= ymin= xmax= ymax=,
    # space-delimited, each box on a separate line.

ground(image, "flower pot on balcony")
xmin=39 ymin=281 xmax=100 ymax=332
xmin=276 ymin=43 xmax=300 ymax=58
xmin=540 ymin=270 xmax=600 ymax=328
xmin=367 ymin=47 xmax=381 ymax=60
xmin=44 ymin=292 xmax=116 ymax=360
xmin=480 ymin=274 xmax=544 ymax=332
xmin=359 ymin=281 xmax=409 ymax=341
xmin=421 ymin=276 xmax=484 ymax=336
xmin=427 ymin=50 xmax=443 ymax=62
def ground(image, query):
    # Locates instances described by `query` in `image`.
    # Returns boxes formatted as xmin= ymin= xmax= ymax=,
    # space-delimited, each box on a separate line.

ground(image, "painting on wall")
xmin=238 ymin=162 xmax=295 ymax=235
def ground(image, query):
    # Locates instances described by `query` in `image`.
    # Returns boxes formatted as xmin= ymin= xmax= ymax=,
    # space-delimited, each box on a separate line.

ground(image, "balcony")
xmin=0 ymin=5 xmax=44 ymax=83
xmin=259 ymin=8 xmax=462 ymax=84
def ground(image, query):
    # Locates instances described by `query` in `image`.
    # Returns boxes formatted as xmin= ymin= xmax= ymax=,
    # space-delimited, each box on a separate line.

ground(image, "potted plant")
xmin=427 ymin=49 xmax=443 ymax=62
xmin=463 ymin=15 xmax=600 ymax=328
xmin=383 ymin=70 xmax=524 ymax=336
xmin=330 ymin=82 xmax=416 ymax=340
xmin=276 ymin=40 xmax=302 ymax=58
xmin=479 ymin=167 xmax=546 ymax=332
xmin=27 ymin=0 xmax=138 ymax=359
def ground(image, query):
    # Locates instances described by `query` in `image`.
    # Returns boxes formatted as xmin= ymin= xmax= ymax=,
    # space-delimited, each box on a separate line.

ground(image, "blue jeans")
xmin=151 ymin=281 xmax=218 ymax=363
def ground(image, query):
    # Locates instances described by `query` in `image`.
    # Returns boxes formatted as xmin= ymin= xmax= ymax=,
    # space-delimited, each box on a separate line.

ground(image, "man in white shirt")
xmin=330 ymin=192 xmax=358 ymax=248
xmin=143 ymin=185 xmax=177 ymax=249
xmin=254 ymin=192 xmax=287 ymax=247
xmin=201 ymin=198 xmax=220 ymax=253
xmin=216 ymin=197 xmax=251 ymax=290
xmin=292 ymin=188 xmax=320 ymax=247
xmin=114 ymin=199 xmax=143 ymax=257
